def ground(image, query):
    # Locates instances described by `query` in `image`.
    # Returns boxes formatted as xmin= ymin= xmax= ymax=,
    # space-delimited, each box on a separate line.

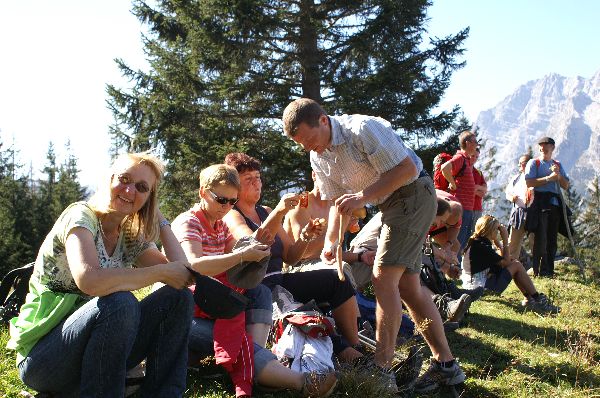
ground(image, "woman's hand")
xmin=498 ymin=224 xmax=509 ymax=241
xmin=161 ymin=260 xmax=194 ymax=289
xmin=252 ymin=227 xmax=274 ymax=246
xmin=275 ymin=193 xmax=302 ymax=213
xmin=237 ymin=242 xmax=271 ymax=262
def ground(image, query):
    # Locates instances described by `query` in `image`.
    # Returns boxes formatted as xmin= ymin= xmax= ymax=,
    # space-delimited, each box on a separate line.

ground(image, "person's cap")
xmin=226 ymin=236 xmax=270 ymax=289
xmin=538 ymin=136 xmax=555 ymax=145
xmin=193 ymin=274 xmax=249 ymax=319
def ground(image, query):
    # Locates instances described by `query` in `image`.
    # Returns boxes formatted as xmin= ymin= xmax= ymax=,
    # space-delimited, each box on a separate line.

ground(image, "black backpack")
xmin=0 ymin=263 xmax=34 ymax=324
xmin=420 ymin=241 xmax=451 ymax=296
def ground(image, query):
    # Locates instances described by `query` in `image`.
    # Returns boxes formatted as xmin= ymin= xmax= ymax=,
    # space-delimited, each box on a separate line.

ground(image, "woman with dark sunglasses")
xmin=8 ymin=152 xmax=195 ymax=397
xmin=171 ymin=164 xmax=338 ymax=397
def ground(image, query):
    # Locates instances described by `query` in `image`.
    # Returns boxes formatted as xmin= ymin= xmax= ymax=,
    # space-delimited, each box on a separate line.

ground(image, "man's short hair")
xmin=282 ymin=98 xmax=327 ymax=137
xmin=436 ymin=198 xmax=451 ymax=216
xmin=458 ymin=130 xmax=476 ymax=150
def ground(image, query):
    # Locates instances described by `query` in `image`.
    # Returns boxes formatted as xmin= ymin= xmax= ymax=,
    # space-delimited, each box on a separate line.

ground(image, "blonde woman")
xmin=461 ymin=215 xmax=559 ymax=314
xmin=8 ymin=152 xmax=195 ymax=397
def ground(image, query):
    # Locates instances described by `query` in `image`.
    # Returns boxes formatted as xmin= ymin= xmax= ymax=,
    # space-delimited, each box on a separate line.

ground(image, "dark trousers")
xmin=532 ymin=205 xmax=560 ymax=277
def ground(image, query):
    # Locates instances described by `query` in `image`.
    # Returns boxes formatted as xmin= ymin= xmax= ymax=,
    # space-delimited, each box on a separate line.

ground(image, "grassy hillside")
xmin=2 ymin=260 xmax=599 ymax=398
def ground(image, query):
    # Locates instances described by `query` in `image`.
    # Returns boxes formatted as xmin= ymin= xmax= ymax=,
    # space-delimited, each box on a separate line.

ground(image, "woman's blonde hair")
xmin=465 ymin=214 xmax=499 ymax=251
xmin=88 ymin=152 xmax=164 ymax=241
xmin=199 ymin=164 xmax=241 ymax=191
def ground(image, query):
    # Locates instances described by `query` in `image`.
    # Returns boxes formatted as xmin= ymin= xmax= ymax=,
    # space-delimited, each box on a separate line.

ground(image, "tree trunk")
xmin=298 ymin=0 xmax=322 ymax=102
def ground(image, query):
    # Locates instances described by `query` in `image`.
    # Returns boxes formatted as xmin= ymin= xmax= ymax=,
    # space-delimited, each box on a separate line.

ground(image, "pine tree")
xmin=0 ymin=142 xmax=35 ymax=275
xmin=33 ymin=143 xmax=60 ymax=247
xmin=55 ymin=141 xmax=89 ymax=213
xmin=107 ymin=0 xmax=468 ymax=216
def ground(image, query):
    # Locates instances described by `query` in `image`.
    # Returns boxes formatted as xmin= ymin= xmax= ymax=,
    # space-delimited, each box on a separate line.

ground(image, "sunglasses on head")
xmin=115 ymin=174 xmax=151 ymax=193
xmin=208 ymin=189 xmax=238 ymax=206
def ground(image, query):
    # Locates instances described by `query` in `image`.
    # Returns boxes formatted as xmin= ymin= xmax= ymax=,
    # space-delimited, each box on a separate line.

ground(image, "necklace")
xmin=98 ymin=217 xmax=121 ymax=241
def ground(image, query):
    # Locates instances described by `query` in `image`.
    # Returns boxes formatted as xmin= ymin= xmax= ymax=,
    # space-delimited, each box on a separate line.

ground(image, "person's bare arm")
xmin=441 ymin=160 xmax=457 ymax=191
xmin=223 ymin=210 xmax=255 ymax=240
xmin=157 ymin=210 xmax=188 ymax=262
xmin=180 ymin=239 xmax=269 ymax=276
xmin=495 ymin=225 xmax=511 ymax=267
xmin=67 ymin=228 xmax=191 ymax=296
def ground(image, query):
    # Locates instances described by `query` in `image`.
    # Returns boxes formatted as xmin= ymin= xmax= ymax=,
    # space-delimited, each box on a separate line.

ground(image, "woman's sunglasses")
xmin=208 ymin=189 xmax=238 ymax=206
xmin=115 ymin=174 xmax=150 ymax=193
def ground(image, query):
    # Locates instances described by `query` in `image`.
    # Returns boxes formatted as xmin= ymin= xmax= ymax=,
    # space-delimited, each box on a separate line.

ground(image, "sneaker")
xmin=446 ymin=294 xmax=472 ymax=323
xmin=433 ymin=293 xmax=471 ymax=323
xmin=522 ymin=293 xmax=561 ymax=315
xmin=460 ymin=286 xmax=485 ymax=301
xmin=413 ymin=359 xmax=466 ymax=393
xmin=301 ymin=371 xmax=338 ymax=397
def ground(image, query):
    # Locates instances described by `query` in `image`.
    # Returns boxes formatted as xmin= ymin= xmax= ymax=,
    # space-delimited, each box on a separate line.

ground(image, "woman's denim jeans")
xmin=19 ymin=286 xmax=194 ymax=398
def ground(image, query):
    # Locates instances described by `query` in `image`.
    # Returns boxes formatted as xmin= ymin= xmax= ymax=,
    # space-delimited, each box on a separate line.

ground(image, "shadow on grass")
xmin=515 ymin=360 xmax=600 ymax=390
xmin=464 ymin=311 xmax=600 ymax=351
xmin=446 ymin=332 xmax=514 ymax=379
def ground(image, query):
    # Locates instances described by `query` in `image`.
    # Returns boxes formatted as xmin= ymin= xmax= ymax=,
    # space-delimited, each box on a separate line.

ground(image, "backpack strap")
xmin=455 ymin=152 xmax=469 ymax=178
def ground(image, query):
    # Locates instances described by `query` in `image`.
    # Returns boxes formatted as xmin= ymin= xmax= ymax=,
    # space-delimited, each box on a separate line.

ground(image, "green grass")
xmin=2 ymin=260 xmax=599 ymax=397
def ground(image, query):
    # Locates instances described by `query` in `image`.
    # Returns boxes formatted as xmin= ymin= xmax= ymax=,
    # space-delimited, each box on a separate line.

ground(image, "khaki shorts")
xmin=375 ymin=176 xmax=436 ymax=273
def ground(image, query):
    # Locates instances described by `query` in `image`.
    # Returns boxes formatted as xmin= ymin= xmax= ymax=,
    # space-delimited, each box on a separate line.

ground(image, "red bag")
xmin=433 ymin=152 xmax=467 ymax=190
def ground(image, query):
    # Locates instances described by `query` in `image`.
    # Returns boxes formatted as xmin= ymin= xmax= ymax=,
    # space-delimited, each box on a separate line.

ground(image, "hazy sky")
xmin=1 ymin=0 xmax=599 ymax=189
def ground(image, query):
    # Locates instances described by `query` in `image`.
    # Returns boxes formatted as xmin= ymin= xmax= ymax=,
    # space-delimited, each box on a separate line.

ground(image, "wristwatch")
xmin=159 ymin=219 xmax=171 ymax=229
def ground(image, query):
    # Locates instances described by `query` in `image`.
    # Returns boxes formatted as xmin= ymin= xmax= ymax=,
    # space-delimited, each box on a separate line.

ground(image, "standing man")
xmin=505 ymin=154 xmax=533 ymax=261
xmin=282 ymin=98 xmax=465 ymax=394
xmin=525 ymin=137 xmax=570 ymax=277
xmin=471 ymin=148 xmax=487 ymax=226
xmin=440 ymin=131 xmax=478 ymax=249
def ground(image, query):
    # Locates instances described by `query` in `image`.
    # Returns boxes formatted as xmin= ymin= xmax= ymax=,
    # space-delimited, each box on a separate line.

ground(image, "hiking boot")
xmin=446 ymin=294 xmax=472 ymax=323
xmin=522 ymin=293 xmax=561 ymax=315
xmin=413 ymin=359 xmax=466 ymax=394
xmin=433 ymin=293 xmax=471 ymax=323
xmin=301 ymin=371 xmax=338 ymax=397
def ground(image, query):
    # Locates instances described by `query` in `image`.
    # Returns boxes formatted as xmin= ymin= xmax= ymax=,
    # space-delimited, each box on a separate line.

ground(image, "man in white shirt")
xmin=505 ymin=154 xmax=533 ymax=260
xmin=282 ymin=98 xmax=465 ymax=394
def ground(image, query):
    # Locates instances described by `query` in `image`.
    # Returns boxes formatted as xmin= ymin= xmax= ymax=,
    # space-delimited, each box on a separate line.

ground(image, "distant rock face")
xmin=476 ymin=69 xmax=600 ymax=210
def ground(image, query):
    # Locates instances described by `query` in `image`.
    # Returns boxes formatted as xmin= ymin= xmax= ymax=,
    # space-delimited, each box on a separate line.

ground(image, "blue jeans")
xmin=457 ymin=209 xmax=474 ymax=250
xmin=19 ymin=286 xmax=194 ymax=398
xmin=188 ymin=284 xmax=275 ymax=376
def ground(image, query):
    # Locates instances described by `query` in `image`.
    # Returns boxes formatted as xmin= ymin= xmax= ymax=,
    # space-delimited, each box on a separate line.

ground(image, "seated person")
xmin=429 ymin=189 xmax=464 ymax=274
xmin=172 ymin=164 xmax=337 ymax=398
xmin=461 ymin=215 xmax=560 ymax=315
xmin=222 ymin=153 xmax=362 ymax=363
xmin=348 ymin=200 xmax=474 ymax=323
xmin=8 ymin=153 xmax=194 ymax=397
xmin=283 ymin=171 xmax=375 ymax=291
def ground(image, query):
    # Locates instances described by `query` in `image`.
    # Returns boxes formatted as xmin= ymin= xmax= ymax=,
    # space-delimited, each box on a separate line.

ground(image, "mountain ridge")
xmin=476 ymin=68 xmax=600 ymax=214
